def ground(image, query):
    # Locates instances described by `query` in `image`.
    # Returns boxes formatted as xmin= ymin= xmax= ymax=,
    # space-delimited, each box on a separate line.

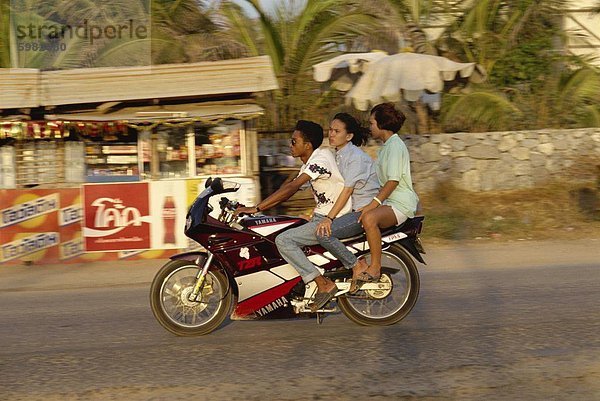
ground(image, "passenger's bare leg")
xmin=361 ymin=206 xmax=397 ymax=277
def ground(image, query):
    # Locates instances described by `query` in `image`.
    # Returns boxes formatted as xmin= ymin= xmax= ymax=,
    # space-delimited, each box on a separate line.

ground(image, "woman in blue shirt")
xmin=352 ymin=103 xmax=419 ymax=290
xmin=315 ymin=113 xmax=380 ymax=278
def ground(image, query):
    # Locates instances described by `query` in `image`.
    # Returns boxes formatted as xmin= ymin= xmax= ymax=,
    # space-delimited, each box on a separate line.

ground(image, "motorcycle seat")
xmin=337 ymin=216 xmax=423 ymax=244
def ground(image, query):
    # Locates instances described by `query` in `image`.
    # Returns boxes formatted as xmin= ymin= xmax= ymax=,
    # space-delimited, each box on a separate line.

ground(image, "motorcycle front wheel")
xmin=150 ymin=260 xmax=232 ymax=336
xmin=338 ymin=245 xmax=420 ymax=326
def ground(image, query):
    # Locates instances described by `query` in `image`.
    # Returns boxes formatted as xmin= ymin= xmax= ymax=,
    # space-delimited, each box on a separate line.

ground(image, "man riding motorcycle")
xmin=236 ymin=120 xmax=351 ymax=311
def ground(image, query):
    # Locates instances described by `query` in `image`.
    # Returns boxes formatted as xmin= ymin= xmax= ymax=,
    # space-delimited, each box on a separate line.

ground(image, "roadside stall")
xmin=0 ymin=56 xmax=278 ymax=265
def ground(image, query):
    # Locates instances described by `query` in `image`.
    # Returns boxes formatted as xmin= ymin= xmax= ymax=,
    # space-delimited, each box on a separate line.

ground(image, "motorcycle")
xmin=150 ymin=177 xmax=426 ymax=336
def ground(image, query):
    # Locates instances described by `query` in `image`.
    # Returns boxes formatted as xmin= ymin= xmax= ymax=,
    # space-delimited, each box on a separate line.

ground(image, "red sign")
xmin=82 ymin=183 xmax=151 ymax=251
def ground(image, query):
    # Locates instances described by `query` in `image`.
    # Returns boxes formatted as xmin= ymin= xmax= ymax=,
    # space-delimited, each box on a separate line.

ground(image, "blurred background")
xmin=1 ymin=0 xmax=599 ymax=256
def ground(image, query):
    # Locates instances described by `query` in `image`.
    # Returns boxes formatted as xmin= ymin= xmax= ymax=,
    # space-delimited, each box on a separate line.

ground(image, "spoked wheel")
xmin=150 ymin=260 xmax=232 ymax=336
xmin=338 ymin=245 xmax=420 ymax=326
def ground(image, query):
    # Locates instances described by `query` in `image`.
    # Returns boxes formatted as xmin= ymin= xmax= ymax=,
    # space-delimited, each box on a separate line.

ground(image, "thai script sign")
xmin=1 ymin=193 xmax=59 ymax=228
xmin=83 ymin=183 xmax=151 ymax=251
xmin=2 ymin=232 xmax=60 ymax=262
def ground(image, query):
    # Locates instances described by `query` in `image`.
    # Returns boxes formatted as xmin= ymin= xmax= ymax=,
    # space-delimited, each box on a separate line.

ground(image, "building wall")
xmin=565 ymin=0 xmax=600 ymax=67
xmin=363 ymin=128 xmax=600 ymax=193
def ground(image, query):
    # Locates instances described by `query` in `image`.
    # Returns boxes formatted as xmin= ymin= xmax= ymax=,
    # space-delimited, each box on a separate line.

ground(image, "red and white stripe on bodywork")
xmin=246 ymin=220 xmax=300 ymax=236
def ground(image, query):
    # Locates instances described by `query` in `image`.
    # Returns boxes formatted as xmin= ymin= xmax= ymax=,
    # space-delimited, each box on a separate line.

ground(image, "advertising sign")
xmin=0 ymin=188 xmax=81 ymax=263
xmin=82 ymin=183 xmax=151 ymax=251
xmin=150 ymin=181 xmax=188 ymax=249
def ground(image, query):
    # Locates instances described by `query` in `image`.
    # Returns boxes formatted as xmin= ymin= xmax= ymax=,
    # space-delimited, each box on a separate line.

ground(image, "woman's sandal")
xmin=348 ymin=259 xmax=368 ymax=294
xmin=349 ymin=271 xmax=381 ymax=294
xmin=356 ymin=271 xmax=381 ymax=282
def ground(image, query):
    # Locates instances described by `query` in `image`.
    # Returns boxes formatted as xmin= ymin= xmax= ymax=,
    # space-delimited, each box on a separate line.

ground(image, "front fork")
xmin=188 ymin=252 xmax=214 ymax=302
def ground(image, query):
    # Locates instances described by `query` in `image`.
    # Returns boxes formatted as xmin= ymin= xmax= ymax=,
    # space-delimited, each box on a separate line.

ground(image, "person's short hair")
xmin=333 ymin=112 xmax=369 ymax=146
xmin=370 ymin=103 xmax=406 ymax=132
xmin=295 ymin=120 xmax=323 ymax=149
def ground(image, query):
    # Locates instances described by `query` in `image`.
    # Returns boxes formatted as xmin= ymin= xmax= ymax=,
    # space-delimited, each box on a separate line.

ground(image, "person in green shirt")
xmin=351 ymin=103 xmax=420 ymax=292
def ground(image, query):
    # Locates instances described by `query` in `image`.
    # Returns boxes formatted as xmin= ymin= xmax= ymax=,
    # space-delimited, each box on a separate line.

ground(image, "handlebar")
xmin=217 ymin=197 xmax=255 ymax=230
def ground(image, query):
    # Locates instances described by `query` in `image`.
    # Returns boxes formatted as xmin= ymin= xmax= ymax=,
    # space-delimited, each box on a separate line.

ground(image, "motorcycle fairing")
xmin=232 ymin=267 xmax=301 ymax=319
xmin=240 ymin=215 xmax=305 ymax=237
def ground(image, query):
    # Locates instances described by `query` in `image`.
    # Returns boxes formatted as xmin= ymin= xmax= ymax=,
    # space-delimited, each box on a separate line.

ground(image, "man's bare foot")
xmin=315 ymin=276 xmax=336 ymax=294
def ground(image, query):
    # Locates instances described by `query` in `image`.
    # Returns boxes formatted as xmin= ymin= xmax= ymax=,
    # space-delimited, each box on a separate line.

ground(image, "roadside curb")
xmin=1 ymin=239 xmax=598 ymax=292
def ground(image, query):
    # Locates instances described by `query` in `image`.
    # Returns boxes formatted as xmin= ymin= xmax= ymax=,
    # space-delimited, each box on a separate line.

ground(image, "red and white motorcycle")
xmin=150 ymin=178 xmax=426 ymax=336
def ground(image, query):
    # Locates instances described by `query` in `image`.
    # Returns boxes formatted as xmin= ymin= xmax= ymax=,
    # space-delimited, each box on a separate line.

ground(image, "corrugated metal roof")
xmin=0 ymin=56 xmax=278 ymax=109
xmin=45 ymin=102 xmax=264 ymax=122
xmin=41 ymin=56 xmax=278 ymax=105
xmin=0 ymin=69 xmax=40 ymax=109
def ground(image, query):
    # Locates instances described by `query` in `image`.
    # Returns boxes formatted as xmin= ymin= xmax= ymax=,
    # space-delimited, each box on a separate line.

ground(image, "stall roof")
xmin=0 ymin=56 xmax=278 ymax=109
xmin=0 ymin=69 xmax=40 ymax=109
xmin=45 ymin=102 xmax=264 ymax=123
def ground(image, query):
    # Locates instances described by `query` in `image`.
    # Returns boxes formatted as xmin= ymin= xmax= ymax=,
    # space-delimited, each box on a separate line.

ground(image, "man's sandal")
xmin=309 ymin=286 xmax=338 ymax=312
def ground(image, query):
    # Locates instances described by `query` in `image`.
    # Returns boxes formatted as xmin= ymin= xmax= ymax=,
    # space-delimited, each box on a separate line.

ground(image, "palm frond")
xmin=219 ymin=1 xmax=259 ymax=56
xmin=558 ymin=68 xmax=600 ymax=107
xmin=579 ymin=105 xmax=600 ymax=127
xmin=151 ymin=36 xmax=187 ymax=64
xmin=291 ymin=0 xmax=346 ymax=49
xmin=93 ymin=38 xmax=152 ymax=66
xmin=442 ymin=90 xmax=521 ymax=132
xmin=241 ymin=0 xmax=285 ymax=74
xmin=287 ymin=11 xmax=378 ymax=77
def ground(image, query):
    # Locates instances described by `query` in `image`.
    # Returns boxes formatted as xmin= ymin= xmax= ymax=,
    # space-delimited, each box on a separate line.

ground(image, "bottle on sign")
xmin=162 ymin=196 xmax=176 ymax=245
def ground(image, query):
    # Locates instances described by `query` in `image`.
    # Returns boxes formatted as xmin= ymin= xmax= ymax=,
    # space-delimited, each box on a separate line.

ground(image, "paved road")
xmin=1 ymin=240 xmax=599 ymax=401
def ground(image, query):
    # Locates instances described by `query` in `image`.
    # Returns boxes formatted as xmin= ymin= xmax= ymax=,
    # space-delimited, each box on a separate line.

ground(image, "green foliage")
xmin=223 ymin=0 xmax=380 ymax=129
xmin=2 ymin=0 xmax=599 ymax=133
xmin=0 ymin=0 xmax=245 ymax=69
xmin=490 ymin=34 xmax=556 ymax=87
xmin=442 ymin=90 xmax=521 ymax=132
xmin=486 ymin=1 xmax=561 ymax=88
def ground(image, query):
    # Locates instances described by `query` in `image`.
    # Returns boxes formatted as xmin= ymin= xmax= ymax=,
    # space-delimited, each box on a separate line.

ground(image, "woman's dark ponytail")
xmin=332 ymin=112 xmax=369 ymax=146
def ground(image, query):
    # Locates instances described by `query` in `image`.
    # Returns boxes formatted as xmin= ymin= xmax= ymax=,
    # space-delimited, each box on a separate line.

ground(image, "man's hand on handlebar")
xmin=234 ymin=206 xmax=259 ymax=217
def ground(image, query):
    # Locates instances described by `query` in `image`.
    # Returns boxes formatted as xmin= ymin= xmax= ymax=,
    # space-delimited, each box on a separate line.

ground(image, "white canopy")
xmin=313 ymin=51 xmax=388 ymax=91
xmin=313 ymin=52 xmax=486 ymax=111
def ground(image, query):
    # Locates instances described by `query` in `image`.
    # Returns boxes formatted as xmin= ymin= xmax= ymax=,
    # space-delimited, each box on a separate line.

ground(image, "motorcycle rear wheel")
xmin=338 ymin=245 xmax=420 ymax=326
xmin=150 ymin=260 xmax=232 ymax=336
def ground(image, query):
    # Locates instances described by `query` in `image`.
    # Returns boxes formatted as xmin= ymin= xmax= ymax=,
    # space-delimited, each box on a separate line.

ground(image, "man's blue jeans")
xmin=275 ymin=214 xmax=325 ymax=283
xmin=316 ymin=211 xmax=364 ymax=270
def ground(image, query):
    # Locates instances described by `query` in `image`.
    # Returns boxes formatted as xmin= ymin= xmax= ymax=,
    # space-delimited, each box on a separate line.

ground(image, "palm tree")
xmin=2 ymin=0 xmax=151 ymax=69
xmin=0 ymin=0 xmax=243 ymax=69
xmin=221 ymin=0 xmax=379 ymax=129
xmin=151 ymin=0 xmax=247 ymax=64
xmin=435 ymin=0 xmax=600 ymax=131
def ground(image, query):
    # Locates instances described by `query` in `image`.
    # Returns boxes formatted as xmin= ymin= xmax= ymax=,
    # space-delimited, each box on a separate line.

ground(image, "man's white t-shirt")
xmin=298 ymin=148 xmax=351 ymax=217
